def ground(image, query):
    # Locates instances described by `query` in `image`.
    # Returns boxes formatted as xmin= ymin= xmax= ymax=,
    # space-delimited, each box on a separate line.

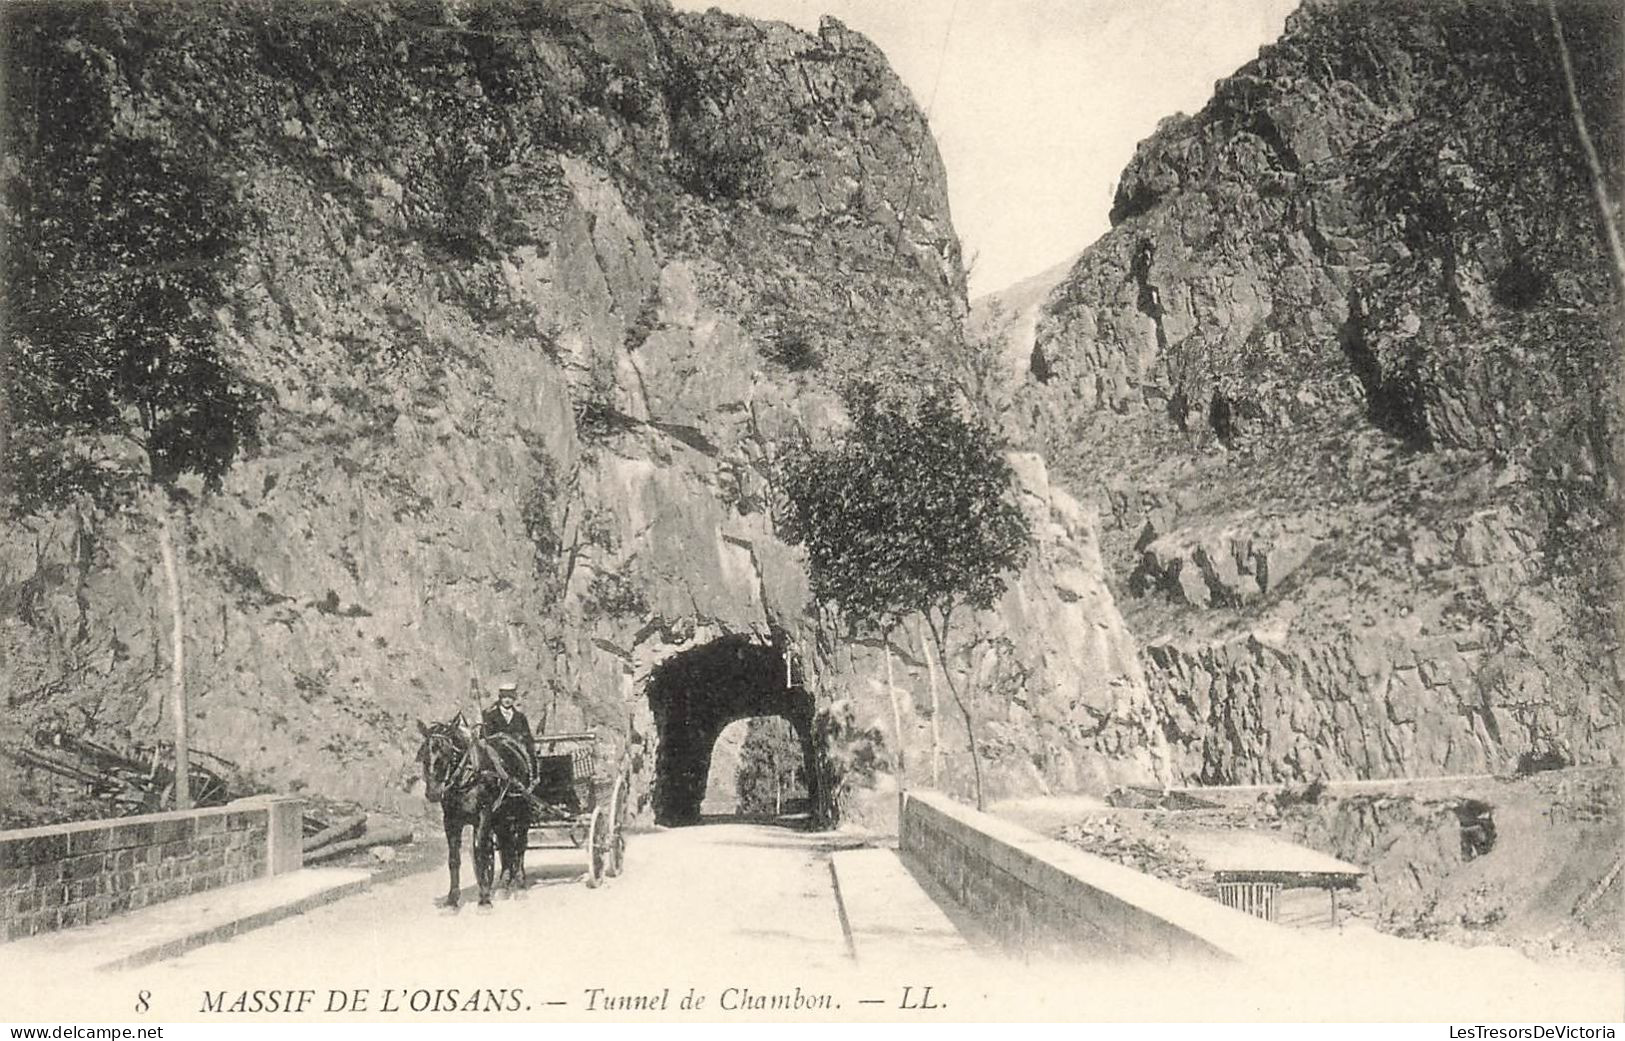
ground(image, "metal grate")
xmin=1217 ymin=880 xmax=1280 ymax=922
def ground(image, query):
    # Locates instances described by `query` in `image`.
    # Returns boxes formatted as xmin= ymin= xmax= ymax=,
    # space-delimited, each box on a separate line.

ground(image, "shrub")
xmin=574 ymin=359 xmax=629 ymax=440
xmin=519 ymin=461 xmax=562 ymax=588
xmin=763 ymin=326 xmax=821 ymax=371
xmin=810 ymin=698 xmax=887 ymax=827
xmin=581 ymin=570 xmax=649 ymax=620
xmin=624 ymin=288 xmax=662 ymax=352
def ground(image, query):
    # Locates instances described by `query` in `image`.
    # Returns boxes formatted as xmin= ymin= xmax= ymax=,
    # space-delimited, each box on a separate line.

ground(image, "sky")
xmin=670 ymin=0 xmax=1302 ymax=297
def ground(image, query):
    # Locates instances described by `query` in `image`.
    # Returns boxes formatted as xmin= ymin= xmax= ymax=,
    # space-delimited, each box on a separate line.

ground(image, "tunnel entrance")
xmin=645 ymin=634 xmax=818 ymax=826
xmin=703 ymin=716 xmax=811 ymax=821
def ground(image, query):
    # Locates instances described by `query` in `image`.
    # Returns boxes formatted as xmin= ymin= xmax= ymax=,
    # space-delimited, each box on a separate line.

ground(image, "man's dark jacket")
xmin=482 ymin=704 xmax=537 ymax=772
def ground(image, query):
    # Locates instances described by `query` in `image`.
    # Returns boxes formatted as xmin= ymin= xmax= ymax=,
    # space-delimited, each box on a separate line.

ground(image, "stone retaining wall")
xmin=898 ymin=790 xmax=1288 ymax=963
xmin=0 ymin=797 xmax=303 ymax=942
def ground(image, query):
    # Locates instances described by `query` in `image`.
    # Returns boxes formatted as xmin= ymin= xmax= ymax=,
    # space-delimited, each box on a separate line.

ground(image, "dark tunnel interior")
xmin=644 ymin=634 xmax=818 ymax=826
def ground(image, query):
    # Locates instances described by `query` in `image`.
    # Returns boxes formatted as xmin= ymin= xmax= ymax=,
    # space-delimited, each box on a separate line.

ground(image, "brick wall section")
xmin=898 ymin=790 xmax=1293 ymax=964
xmin=0 ymin=799 xmax=302 ymax=942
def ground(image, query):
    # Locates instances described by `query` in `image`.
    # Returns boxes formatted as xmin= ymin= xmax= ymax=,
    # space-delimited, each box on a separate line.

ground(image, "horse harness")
xmin=423 ymin=728 xmax=479 ymax=793
xmin=424 ymin=725 xmax=534 ymax=813
xmin=468 ymin=731 xmax=534 ymax=813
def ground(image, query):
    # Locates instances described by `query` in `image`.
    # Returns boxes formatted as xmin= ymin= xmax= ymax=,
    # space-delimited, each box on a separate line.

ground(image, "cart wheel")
xmin=568 ymin=822 xmax=588 ymax=849
xmin=606 ymin=773 xmax=627 ymax=878
xmin=585 ymin=806 xmax=607 ymax=888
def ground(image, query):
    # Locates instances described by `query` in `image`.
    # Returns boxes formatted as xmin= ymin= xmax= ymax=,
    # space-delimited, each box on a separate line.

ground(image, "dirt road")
xmin=8 ymin=819 xmax=1620 ymax=1022
xmin=138 ymin=823 xmax=856 ymax=1004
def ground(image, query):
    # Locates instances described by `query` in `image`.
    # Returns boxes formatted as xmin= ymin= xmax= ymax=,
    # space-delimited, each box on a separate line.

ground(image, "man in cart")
xmin=480 ymin=676 xmax=538 ymax=891
xmin=482 ymin=676 xmax=537 ymax=767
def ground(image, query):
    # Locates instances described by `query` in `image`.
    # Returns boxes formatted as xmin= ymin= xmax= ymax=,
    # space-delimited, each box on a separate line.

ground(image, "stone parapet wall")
xmin=898 ymin=790 xmax=1286 ymax=963
xmin=0 ymin=797 xmax=303 ymax=942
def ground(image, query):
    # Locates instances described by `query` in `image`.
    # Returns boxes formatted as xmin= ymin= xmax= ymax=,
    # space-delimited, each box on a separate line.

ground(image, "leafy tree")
xmin=2 ymin=9 xmax=261 ymax=807
xmin=734 ymin=716 xmax=806 ymax=816
xmin=780 ymin=381 xmax=1030 ymax=809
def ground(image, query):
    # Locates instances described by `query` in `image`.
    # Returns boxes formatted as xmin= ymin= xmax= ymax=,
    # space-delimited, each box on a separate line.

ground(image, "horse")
xmin=413 ymin=714 xmax=534 ymax=908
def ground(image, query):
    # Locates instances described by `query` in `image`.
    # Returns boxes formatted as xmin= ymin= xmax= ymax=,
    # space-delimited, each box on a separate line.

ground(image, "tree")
xmin=734 ymin=716 xmax=806 ymax=817
xmin=2 ymin=9 xmax=260 ymax=808
xmin=780 ymin=381 xmax=1030 ymax=809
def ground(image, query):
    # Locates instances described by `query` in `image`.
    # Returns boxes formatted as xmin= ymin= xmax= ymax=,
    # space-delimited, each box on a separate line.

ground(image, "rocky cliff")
xmin=1 ymin=0 xmax=1158 ymax=822
xmin=987 ymin=0 xmax=1622 ymax=782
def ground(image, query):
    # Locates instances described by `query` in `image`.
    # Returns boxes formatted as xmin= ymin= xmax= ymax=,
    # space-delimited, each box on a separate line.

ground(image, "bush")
xmin=581 ymin=570 xmax=648 ymax=620
xmin=574 ymin=360 xmax=631 ymax=440
xmin=763 ymin=326 xmax=821 ymax=371
xmin=810 ymin=698 xmax=887 ymax=827
xmin=672 ymin=133 xmax=767 ymax=201
xmin=624 ymin=288 xmax=662 ymax=352
xmin=1272 ymin=777 xmax=1328 ymax=808
xmin=519 ymin=462 xmax=562 ymax=588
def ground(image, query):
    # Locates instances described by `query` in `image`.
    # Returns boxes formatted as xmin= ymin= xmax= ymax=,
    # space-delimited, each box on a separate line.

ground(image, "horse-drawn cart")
xmin=525 ymin=732 xmax=627 ymax=887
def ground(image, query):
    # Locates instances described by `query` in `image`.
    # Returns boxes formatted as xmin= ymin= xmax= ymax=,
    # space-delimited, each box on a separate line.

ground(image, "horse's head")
xmin=414 ymin=717 xmax=472 ymax=804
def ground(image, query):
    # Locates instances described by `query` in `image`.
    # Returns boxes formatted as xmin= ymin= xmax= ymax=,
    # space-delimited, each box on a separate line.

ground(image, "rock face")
xmin=992 ymin=0 xmax=1622 ymax=782
xmin=1 ymin=0 xmax=1154 ymax=821
xmin=1275 ymin=770 xmax=1621 ymax=961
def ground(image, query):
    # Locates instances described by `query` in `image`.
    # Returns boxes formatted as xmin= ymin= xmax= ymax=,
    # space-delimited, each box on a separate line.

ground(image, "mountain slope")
xmin=0 ymin=0 xmax=1154 ymax=820
xmin=1003 ymin=0 xmax=1622 ymax=782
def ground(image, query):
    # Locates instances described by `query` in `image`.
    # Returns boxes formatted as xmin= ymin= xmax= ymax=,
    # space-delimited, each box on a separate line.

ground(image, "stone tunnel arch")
xmin=644 ymin=633 xmax=819 ymax=826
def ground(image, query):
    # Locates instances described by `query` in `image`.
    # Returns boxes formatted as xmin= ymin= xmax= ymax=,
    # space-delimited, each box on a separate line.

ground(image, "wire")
xmin=891 ymin=0 xmax=962 ymax=262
